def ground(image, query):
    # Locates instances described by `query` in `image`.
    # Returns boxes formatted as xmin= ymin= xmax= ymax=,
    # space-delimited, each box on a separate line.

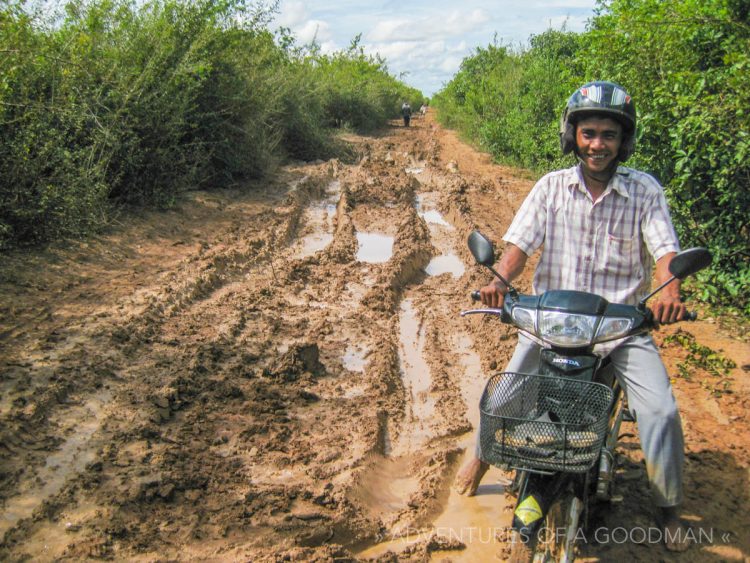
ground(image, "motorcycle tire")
xmin=538 ymin=492 xmax=584 ymax=563
xmin=507 ymin=472 xmax=582 ymax=562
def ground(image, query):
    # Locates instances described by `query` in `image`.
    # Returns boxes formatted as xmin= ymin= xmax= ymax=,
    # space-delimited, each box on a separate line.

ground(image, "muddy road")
xmin=1 ymin=114 xmax=748 ymax=562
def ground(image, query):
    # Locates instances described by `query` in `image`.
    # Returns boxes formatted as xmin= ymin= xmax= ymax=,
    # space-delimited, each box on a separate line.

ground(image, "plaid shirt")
xmin=504 ymin=164 xmax=680 ymax=306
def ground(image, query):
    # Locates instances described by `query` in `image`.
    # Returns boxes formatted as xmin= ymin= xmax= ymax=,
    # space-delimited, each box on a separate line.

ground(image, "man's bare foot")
xmin=659 ymin=506 xmax=692 ymax=552
xmin=454 ymin=458 xmax=489 ymax=496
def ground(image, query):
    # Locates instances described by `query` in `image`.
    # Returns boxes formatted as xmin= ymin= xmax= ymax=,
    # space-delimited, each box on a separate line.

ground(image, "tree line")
xmin=0 ymin=0 xmax=424 ymax=248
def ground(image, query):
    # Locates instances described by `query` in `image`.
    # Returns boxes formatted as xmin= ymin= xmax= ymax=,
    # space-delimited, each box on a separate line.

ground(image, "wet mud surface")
xmin=1 ymin=114 xmax=748 ymax=561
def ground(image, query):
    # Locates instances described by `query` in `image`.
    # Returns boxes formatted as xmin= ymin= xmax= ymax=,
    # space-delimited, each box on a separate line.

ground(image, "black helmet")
xmin=560 ymin=81 xmax=636 ymax=162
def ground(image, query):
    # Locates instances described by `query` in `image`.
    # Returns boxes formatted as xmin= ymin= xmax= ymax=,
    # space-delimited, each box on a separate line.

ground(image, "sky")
xmin=272 ymin=1 xmax=599 ymax=97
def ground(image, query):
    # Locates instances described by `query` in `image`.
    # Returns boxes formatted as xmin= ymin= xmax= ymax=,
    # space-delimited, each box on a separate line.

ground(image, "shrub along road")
xmin=0 ymin=114 xmax=748 ymax=561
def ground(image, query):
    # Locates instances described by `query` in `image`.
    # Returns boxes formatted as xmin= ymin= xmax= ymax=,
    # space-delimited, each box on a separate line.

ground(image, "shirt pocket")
xmin=597 ymin=231 xmax=643 ymax=277
xmin=547 ymin=201 xmax=563 ymax=231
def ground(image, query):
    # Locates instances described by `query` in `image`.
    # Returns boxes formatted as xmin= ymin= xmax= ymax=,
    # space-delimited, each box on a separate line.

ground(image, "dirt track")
xmin=0 ymin=114 xmax=748 ymax=562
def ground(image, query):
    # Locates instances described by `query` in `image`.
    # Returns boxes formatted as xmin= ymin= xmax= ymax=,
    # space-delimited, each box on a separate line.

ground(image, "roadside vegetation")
xmin=433 ymin=0 xmax=750 ymax=316
xmin=0 ymin=0 xmax=424 ymax=248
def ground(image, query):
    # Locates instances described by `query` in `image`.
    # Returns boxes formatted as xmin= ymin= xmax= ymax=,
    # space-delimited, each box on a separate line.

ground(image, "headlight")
xmin=594 ymin=317 xmax=633 ymax=343
xmin=512 ymin=307 xmax=536 ymax=334
xmin=538 ymin=311 xmax=597 ymax=347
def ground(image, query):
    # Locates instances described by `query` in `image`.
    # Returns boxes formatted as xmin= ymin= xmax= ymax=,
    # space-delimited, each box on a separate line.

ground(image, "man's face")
xmin=575 ymin=116 xmax=623 ymax=174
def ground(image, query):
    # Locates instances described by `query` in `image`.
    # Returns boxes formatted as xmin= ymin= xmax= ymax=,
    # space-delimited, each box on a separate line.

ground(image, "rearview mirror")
xmin=669 ymin=248 xmax=712 ymax=280
xmin=468 ymin=231 xmax=496 ymax=267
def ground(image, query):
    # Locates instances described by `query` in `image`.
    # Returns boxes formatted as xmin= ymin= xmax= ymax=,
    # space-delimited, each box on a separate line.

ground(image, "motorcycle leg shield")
xmin=540 ymin=349 xmax=599 ymax=382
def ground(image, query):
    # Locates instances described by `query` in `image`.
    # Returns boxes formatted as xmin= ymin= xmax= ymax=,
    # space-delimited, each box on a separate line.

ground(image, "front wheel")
xmin=539 ymin=493 xmax=584 ymax=562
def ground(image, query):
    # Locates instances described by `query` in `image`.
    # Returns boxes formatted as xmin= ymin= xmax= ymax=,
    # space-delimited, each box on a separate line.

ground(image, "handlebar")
xmin=469 ymin=290 xmax=698 ymax=320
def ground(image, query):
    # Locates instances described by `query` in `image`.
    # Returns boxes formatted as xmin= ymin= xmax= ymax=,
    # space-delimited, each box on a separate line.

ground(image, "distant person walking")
xmin=419 ymin=103 xmax=428 ymax=117
xmin=401 ymin=102 xmax=412 ymax=127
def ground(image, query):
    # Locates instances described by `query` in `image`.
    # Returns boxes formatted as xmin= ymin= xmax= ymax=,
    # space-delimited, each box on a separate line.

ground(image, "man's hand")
xmin=650 ymin=295 xmax=687 ymax=326
xmin=477 ymin=243 xmax=528 ymax=308
xmin=479 ymin=280 xmax=507 ymax=308
xmin=652 ymin=252 xmax=687 ymax=326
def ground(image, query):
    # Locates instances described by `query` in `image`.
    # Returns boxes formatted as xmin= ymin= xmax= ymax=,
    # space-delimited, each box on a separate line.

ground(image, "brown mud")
xmin=1 ymin=114 xmax=748 ymax=562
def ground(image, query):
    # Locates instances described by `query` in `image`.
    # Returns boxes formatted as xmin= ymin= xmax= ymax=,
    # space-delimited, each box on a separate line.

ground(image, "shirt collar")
xmin=566 ymin=164 xmax=631 ymax=199
xmin=610 ymin=167 xmax=631 ymax=198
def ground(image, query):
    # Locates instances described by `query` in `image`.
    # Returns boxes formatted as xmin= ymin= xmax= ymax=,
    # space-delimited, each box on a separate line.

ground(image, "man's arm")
xmin=651 ymin=252 xmax=688 ymax=324
xmin=479 ymin=243 xmax=528 ymax=308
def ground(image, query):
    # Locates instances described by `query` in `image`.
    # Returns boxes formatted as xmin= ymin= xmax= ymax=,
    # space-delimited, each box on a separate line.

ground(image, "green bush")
xmin=0 ymin=1 xmax=109 ymax=243
xmin=582 ymin=0 xmax=750 ymax=314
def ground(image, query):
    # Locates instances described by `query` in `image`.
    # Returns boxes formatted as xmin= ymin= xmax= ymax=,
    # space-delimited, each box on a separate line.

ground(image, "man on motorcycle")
xmin=455 ymin=81 xmax=691 ymax=552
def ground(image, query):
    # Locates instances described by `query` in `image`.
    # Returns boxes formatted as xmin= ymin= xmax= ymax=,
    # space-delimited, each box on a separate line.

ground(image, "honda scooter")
xmin=462 ymin=231 xmax=711 ymax=562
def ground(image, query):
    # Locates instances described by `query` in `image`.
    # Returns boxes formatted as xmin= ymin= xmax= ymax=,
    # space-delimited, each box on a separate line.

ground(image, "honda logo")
xmin=552 ymin=358 xmax=581 ymax=368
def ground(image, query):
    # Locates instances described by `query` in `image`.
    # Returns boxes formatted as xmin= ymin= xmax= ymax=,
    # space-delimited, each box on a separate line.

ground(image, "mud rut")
xmin=1 ymin=116 xmax=749 ymax=562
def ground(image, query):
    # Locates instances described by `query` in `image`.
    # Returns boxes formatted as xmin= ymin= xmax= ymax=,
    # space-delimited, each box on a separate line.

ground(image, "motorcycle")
xmin=461 ymin=231 xmax=711 ymax=562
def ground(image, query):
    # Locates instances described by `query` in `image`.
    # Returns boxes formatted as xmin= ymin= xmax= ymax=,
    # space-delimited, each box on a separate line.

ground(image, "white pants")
xmin=476 ymin=333 xmax=684 ymax=507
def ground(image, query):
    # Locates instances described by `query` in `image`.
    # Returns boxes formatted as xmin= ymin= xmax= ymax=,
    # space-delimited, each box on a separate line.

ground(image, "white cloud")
xmin=366 ymin=40 xmax=449 ymax=67
xmin=295 ymin=19 xmax=333 ymax=45
xmin=442 ymin=10 xmax=492 ymax=34
xmin=368 ymin=9 xmax=490 ymax=42
xmin=367 ymin=19 xmax=410 ymax=42
xmin=271 ymin=0 xmax=598 ymax=95
xmin=367 ymin=40 xmax=416 ymax=61
xmin=277 ymin=1 xmax=309 ymax=29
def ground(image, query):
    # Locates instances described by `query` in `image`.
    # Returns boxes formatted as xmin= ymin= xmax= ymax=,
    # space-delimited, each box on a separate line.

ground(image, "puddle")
xmin=451 ymin=332 xmax=486 ymax=428
xmin=428 ymin=455 xmax=514 ymax=562
xmin=419 ymin=209 xmax=453 ymax=229
xmin=429 ymin=331 xmax=512 ymax=562
xmin=0 ymin=389 xmax=113 ymax=537
xmin=294 ymin=180 xmax=340 ymax=258
xmin=414 ymin=194 xmax=453 ymax=230
xmin=298 ymin=233 xmax=334 ymax=257
xmin=356 ymin=232 xmax=394 ymax=263
xmin=392 ymin=298 xmax=436 ymax=457
xmin=425 ymin=254 xmax=465 ymax=278
xmin=353 ymin=456 xmax=422 ymax=534
xmin=414 ymin=194 xmax=464 ymax=278
xmin=361 ymin=328 xmax=510 ymax=561
xmin=343 ymin=345 xmax=368 ymax=373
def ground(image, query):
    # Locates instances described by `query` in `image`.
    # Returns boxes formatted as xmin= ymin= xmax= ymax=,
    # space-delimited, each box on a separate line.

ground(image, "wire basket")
xmin=479 ymin=372 xmax=614 ymax=473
